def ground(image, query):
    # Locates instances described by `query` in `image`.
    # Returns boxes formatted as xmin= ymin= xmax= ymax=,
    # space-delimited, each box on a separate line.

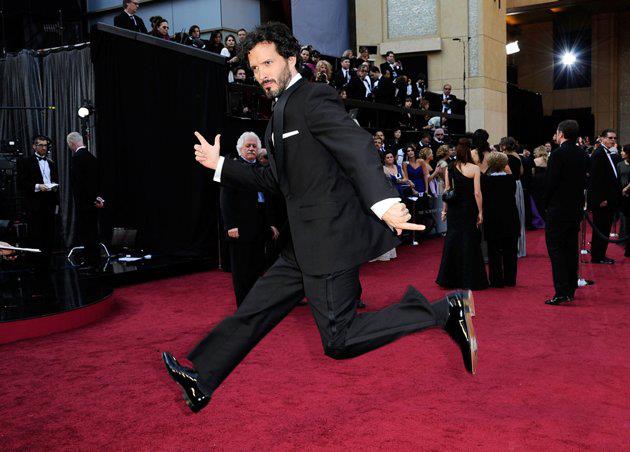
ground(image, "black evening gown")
xmin=531 ymin=165 xmax=547 ymax=214
xmin=436 ymin=166 xmax=489 ymax=290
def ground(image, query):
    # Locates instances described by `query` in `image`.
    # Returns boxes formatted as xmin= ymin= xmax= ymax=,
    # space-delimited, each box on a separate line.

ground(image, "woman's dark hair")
xmin=225 ymin=34 xmax=236 ymax=46
xmin=210 ymin=31 xmax=222 ymax=42
xmin=384 ymin=151 xmax=395 ymax=160
xmin=455 ymin=138 xmax=473 ymax=164
xmin=500 ymin=136 xmax=517 ymax=152
xmin=242 ymin=22 xmax=301 ymax=65
xmin=472 ymin=128 xmax=491 ymax=163
xmin=189 ymin=25 xmax=200 ymax=35
xmin=622 ymin=144 xmax=630 ymax=155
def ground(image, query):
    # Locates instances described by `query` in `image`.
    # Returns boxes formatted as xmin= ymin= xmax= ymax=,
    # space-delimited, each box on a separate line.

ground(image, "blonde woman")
xmin=531 ymin=145 xmax=549 ymax=218
xmin=315 ymin=60 xmax=333 ymax=85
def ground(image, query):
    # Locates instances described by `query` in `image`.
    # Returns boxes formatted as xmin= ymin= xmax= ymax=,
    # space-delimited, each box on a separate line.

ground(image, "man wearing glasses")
xmin=587 ymin=129 xmax=622 ymax=264
xmin=17 ymin=136 xmax=59 ymax=268
xmin=114 ymin=0 xmax=148 ymax=34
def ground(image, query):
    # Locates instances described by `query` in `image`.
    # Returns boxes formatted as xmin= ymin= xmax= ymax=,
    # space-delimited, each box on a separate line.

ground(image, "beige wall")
xmin=354 ymin=0 xmax=508 ymax=142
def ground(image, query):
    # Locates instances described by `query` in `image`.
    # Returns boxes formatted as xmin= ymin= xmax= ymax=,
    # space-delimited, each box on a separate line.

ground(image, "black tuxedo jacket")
xmin=220 ymin=158 xmax=275 ymax=242
xmin=334 ymin=68 xmax=352 ymax=90
xmin=346 ymin=75 xmax=369 ymax=100
xmin=71 ymin=148 xmax=99 ymax=213
xmin=372 ymin=76 xmax=396 ymax=105
xmin=543 ymin=140 xmax=588 ymax=222
xmin=379 ymin=62 xmax=403 ymax=79
xmin=587 ymin=147 xmax=622 ymax=210
xmin=113 ymin=11 xmax=148 ymax=34
xmin=481 ymin=174 xmax=520 ymax=239
xmin=17 ymin=155 xmax=59 ymax=208
xmin=219 ymin=79 xmax=399 ymax=275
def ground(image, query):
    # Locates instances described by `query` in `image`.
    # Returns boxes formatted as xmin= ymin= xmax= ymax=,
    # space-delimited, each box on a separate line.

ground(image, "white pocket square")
xmin=282 ymin=130 xmax=300 ymax=139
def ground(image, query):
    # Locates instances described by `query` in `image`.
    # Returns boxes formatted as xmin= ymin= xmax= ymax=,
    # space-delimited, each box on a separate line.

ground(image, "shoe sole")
xmin=463 ymin=290 xmax=475 ymax=317
xmin=463 ymin=306 xmax=478 ymax=374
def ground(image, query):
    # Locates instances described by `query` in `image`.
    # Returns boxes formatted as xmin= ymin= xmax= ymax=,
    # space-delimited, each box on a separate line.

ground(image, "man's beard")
xmin=261 ymin=61 xmax=292 ymax=99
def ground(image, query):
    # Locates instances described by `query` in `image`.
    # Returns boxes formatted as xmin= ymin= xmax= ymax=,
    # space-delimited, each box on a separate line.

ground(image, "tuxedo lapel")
xmin=272 ymin=78 xmax=306 ymax=191
xmin=264 ymin=120 xmax=278 ymax=182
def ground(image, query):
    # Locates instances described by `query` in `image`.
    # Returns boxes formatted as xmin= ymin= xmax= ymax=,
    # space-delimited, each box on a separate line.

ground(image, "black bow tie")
xmin=36 ymin=156 xmax=46 ymax=162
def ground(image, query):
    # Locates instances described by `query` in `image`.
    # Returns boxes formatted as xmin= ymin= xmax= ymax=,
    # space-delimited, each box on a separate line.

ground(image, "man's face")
xmin=376 ymin=131 xmax=384 ymax=141
xmin=239 ymin=137 xmax=259 ymax=162
xmin=235 ymin=69 xmax=246 ymax=80
xmin=545 ymin=142 xmax=552 ymax=152
xmin=435 ymin=131 xmax=444 ymax=141
xmin=126 ymin=0 xmax=139 ymax=14
xmin=602 ymin=132 xmax=617 ymax=149
xmin=33 ymin=140 xmax=48 ymax=157
xmin=421 ymin=137 xmax=430 ymax=146
xmin=369 ymin=71 xmax=378 ymax=81
xmin=374 ymin=137 xmax=382 ymax=148
xmin=554 ymin=131 xmax=563 ymax=145
xmin=386 ymin=53 xmax=395 ymax=63
xmin=248 ymin=42 xmax=295 ymax=99
xmin=357 ymin=67 xmax=367 ymax=80
xmin=341 ymin=59 xmax=350 ymax=70
xmin=443 ymin=85 xmax=452 ymax=95
xmin=238 ymin=30 xmax=247 ymax=42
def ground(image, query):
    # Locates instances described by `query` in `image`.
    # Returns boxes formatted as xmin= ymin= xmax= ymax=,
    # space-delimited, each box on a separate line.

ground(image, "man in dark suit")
xmin=162 ymin=23 xmax=477 ymax=413
xmin=67 ymin=132 xmax=104 ymax=267
xmin=441 ymin=84 xmax=457 ymax=115
xmin=380 ymin=51 xmax=403 ymax=80
xmin=220 ymin=132 xmax=279 ymax=307
xmin=543 ymin=120 xmax=588 ymax=305
xmin=587 ymin=129 xmax=622 ymax=264
xmin=17 ymin=135 xmax=59 ymax=264
xmin=345 ymin=65 xmax=371 ymax=100
xmin=113 ymin=0 xmax=148 ymax=34
xmin=369 ymin=66 xmax=395 ymax=105
xmin=333 ymin=57 xmax=353 ymax=90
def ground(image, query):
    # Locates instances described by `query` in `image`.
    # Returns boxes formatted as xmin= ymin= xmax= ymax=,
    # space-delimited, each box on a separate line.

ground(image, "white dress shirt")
xmin=602 ymin=146 xmax=618 ymax=178
xmin=213 ymin=72 xmax=399 ymax=219
xmin=34 ymin=155 xmax=52 ymax=192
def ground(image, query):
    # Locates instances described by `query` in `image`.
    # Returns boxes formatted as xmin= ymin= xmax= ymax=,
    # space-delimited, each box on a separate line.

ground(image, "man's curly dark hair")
xmin=240 ymin=22 xmax=302 ymax=68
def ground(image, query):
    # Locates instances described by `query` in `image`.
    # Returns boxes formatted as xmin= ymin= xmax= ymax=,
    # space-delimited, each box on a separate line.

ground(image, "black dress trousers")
xmin=487 ymin=236 xmax=518 ymax=287
xmin=545 ymin=215 xmax=579 ymax=298
xmin=590 ymin=205 xmax=614 ymax=261
xmin=188 ymin=241 xmax=448 ymax=395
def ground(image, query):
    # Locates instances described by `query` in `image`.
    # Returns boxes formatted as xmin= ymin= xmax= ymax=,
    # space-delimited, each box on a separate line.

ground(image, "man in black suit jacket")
xmin=380 ymin=51 xmax=403 ymax=80
xmin=369 ymin=66 xmax=395 ymax=105
xmin=543 ymin=120 xmax=588 ymax=305
xmin=345 ymin=66 xmax=371 ymax=100
xmin=17 ymin=135 xmax=59 ymax=263
xmin=113 ymin=0 xmax=148 ymax=34
xmin=67 ymin=132 xmax=104 ymax=267
xmin=441 ymin=84 xmax=457 ymax=114
xmin=587 ymin=129 xmax=622 ymax=264
xmin=333 ymin=57 xmax=353 ymax=90
xmin=220 ymin=132 xmax=279 ymax=307
xmin=163 ymin=23 xmax=477 ymax=413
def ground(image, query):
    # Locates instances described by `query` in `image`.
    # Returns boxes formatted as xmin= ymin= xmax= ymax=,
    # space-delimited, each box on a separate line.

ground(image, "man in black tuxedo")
xmin=441 ymin=84 xmax=457 ymax=115
xmin=67 ymin=132 xmax=104 ymax=267
xmin=220 ymin=132 xmax=279 ymax=307
xmin=345 ymin=65 xmax=371 ymax=100
xmin=370 ymin=66 xmax=395 ymax=105
xmin=113 ymin=0 xmax=148 ymax=34
xmin=587 ymin=129 xmax=622 ymax=264
xmin=333 ymin=57 xmax=353 ymax=90
xmin=17 ymin=135 xmax=59 ymax=264
xmin=380 ymin=51 xmax=403 ymax=80
xmin=162 ymin=23 xmax=477 ymax=413
xmin=543 ymin=120 xmax=588 ymax=305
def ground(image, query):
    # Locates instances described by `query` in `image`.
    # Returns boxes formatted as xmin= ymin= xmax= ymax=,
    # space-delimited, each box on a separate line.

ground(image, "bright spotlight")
xmin=506 ymin=41 xmax=520 ymax=55
xmin=78 ymin=107 xmax=90 ymax=118
xmin=561 ymin=52 xmax=577 ymax=66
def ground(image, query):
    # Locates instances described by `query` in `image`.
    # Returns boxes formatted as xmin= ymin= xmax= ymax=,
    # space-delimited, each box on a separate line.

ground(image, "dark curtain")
xmin=507 ymin=83 xmax=544 ymax=146
xmin=91 ymin=28 xmax=226 ymax=258
xmin=41 ymin=45 xmax=95 ymax=246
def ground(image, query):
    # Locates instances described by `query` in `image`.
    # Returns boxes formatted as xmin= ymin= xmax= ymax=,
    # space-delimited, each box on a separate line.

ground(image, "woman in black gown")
xmin=436 ymin=138 xmax=489 ymax=290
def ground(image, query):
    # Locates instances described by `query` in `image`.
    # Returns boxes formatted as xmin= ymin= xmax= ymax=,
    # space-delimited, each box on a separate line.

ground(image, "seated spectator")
xmin=310 ymin=50 xmax=321 ymax=65
xmin=186 ymin=25 xmax=206 ymax=49
xmin=418 ymin=98 xmax=432 ymax=131
xmin=431 ymin=128 xmax=446 ymax=153
xmin=481 ymin=151 xmax=520 ymax=287
xmin=207 ymin=31 xmax=224 ymax=54
xmin=383 ymin=150 xmax=414 ymax=197
xmin=373 ymin=135 xmax=385 ymax=156
xmin=370 ymin=66 xmax=395 ymax=105
xmin=415 ymin=74 xmax=427 ymax=103
xmin=346 ymin=65 xmax=371 ymax=100
xmin=353 ymin=46 xmax=372 ymax=69
xmin=403 ymin=146 xmax=430 ymax=195
xmin=334 ymin=57 xmax=353 ymax=90
xmin=315 ymin=60 xmax=333 ymax=85
xmin=441 ymin=83 xmax=457 ymax=114
xmin=237 ymin=28 xmax=247 ymax=47
xmin=114 ymin=0 xmax=148 ymax=33
xmin=221 ymin=34 xmax=240 ymax=81
xmin=150 ymin=16 xmax=170 ymax=40
xmin=386 ymin=128 xmax=403 ymax=153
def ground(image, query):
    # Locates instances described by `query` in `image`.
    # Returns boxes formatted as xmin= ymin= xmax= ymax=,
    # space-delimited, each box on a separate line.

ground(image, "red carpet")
xmin=1 ymin=230 xmax=629 ymax=450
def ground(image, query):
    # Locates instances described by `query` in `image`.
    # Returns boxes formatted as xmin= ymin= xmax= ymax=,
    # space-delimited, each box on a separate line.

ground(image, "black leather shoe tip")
xmin=544 ymin=295 xmax=573 ymax=306
xmin=591 ymin=257 xmax=615 ymax=264
xmin=444 ymin=290 xmax=477 ymax=374
xmin=162 ymin=352 xmax=211 ymax=413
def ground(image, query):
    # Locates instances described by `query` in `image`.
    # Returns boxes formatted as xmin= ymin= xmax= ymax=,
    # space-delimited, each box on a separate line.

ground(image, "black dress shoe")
xmin=357 ymin=299 xmax=367 ymax=309
xmin=443 ymin=290 xmax=477 ymax=374
xmin=544 ymin=295 xmax=573 ymax=305
xmin=162 ymin=352 xmax=211 ymax=413
xmin=591 ymin=257 xmax=615 ymax=264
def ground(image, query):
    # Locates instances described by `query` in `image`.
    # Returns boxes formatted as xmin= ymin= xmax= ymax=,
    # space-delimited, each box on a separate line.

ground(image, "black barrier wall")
xmin=91 ymin=24 xmax=226 ymax=258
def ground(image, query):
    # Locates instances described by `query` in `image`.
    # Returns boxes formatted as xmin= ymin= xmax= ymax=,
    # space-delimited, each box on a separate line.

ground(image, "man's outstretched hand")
xmin=194 ymin=132 xmax=221 ymax=170
xmin=382 ymin=202 xmax=425 ymax=236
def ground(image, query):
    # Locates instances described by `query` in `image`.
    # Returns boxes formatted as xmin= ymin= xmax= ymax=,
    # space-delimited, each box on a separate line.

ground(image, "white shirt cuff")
xmin=34 ymin=184 xmax=40 ymax=192
xmin=371 ymin=198 xmax=401 ymax=220
xmin=213 ymin=156 xmax=225 ymax=182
